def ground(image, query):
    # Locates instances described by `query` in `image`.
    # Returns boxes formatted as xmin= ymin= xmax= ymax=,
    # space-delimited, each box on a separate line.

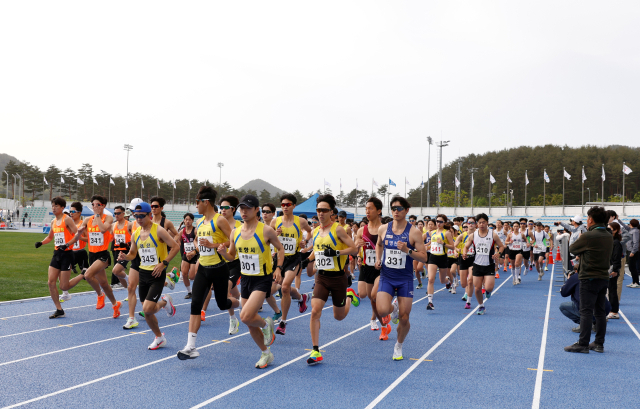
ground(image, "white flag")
xmin=544 ymin=171 xmax=550 ymax=183
xmin=77 ymin=177 xmax=84 ymax=185
xmin=324 ymin=180 xmax=331 ymax=187
xmin=564 ymin=170 xmax=571 ymax=180
xmin=93 ymin=176 xmax=98 ymax=185
xmin=507 ymin=173 xmax=512 ymax=183
xmin=489 ymin=173 xmax=496 ymax=184
xmin=60 ymin=176 xmax=65 ymax=184
xmin=405 ymin=178 xmax=411 ymax=186
xmin=43 ymin=176 xmax=48 ymax=185
xmin=420 ymin=178 xmax=424 ymax=188
xmin=110 ymin=177 xmax=115 ymax=186
xmin=340 ymin=179 xmax=342 ymax=190
xmin=188 ymin=180 xmax=192 ymax=189
xmin=356 ymin=179 xmax=358 ymax=189
xmin=157 ymin=179 xmax=160 ymax=189
xmin=602 ymin=165 xmax=606 ymax=181
xmin=141 ymin=179 xmax=144 ymax=189
xmin=623 ymin=164 xmax=633 ymax=175
xmin=455 ymin=176 xmax=460 ymax=187
xmin=437 ymin=176 xmax=441 ymax=188
xmin=125 ymin=179 xmax=128 ymax=189
xmin=525 ymin=172 xmax=529 ymax=185
xmin=372 ymin=178 xmax=378 ymax=187
xmin=172 ymin=180 xmax=176 ymax=189
xmin=471 ymin=174 xmax=474 ymax=188
xmin=582 ymin=168 xmax=587 ymax=182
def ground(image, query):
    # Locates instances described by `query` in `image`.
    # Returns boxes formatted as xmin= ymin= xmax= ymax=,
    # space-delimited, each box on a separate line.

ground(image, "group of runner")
xmin=37 ymin=189 xmax=553 ymax=367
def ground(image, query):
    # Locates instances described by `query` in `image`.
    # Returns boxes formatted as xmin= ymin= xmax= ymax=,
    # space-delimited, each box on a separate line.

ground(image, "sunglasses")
xmin=463 ymin=227 xmax=468 ymax=229
xmin=113 ymin=212 xmax=123 ymax=216
xmin=151 ymin=205 xmax=160 ymax=209
xmin=281 ymin=203 xmax=293 ymax=208
xmin=195 ymin=199 xmax=209 ymax=204
xmin=390 ymin=206 xmax=405 ymax=212
xmin=316 ymin=208 xmax=332 ymax=213
xmin=92 ymin=203 xmax=103 ymax=207
xmin=133 ymin=214 xmax=147 ymax=219
xmin=220 ymin=205 xmax=233 ymax=210
xmin=468 ymin=222 xmax=476 ymax=225
xmin=69 ymin=210 xmax=78 ymax=214
xmin=262 ymin=210 xmax=273 ymax=214
xmin=436 ymin=220 xmax=444 ymax=224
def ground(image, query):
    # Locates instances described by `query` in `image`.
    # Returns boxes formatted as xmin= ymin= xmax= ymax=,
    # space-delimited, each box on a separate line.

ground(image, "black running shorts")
xmin=89 ymin=250 xmax=111 ymax=267
xmin=50 ymin=250 xmax=73 ymax=271
xmin=459 ymin=255 xmax=475 ymax=271
xmin=112 ymin=250 xmax=129 ymax=268
xmin=428 ymin=253 xmax=448 ymax=269
xmin=138 ymin=268 xmax=166 ymax=303
xmin=282 ymin=253 xmax=302 ymax=275
xmin=521 ymin=250 xmax=531 ymax=260
xmin=228 ymin=259 xmax=241 ymax=289
xmin=447 ymin=257 xmax=457 ymax=268
xmin=240 ymin=274 xmax=273 ymax=300
xmin=508 ymin=249 xmax=522 ymax=259
xmin=472 ymin=264 xmax=495 ymax=277
xmin=358 ymin=264 xmax=380 ymax=285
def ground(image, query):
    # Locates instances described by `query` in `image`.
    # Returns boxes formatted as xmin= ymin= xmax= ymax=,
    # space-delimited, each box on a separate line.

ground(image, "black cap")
xmin=238 ymin=194 xmax=260 ymax=208
xmin=338 ymin=210 xmax=347 ymax=217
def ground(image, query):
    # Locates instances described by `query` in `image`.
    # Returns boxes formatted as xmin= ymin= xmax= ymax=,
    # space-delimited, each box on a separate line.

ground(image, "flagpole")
xmin=187 ymin=182 xmax=191 ymax=212
xmin=76 ymin=179 xmax=78 ymax=201
xmin=108 ymin=177 xmax=111 ymax=204
xmin=543 ymin=169 xmax=546 ymax=216
xmin=623 ymin=162 xmax=626 ymax=216
xmin=172 ymin=181 xmax=175 ymax=211
xmin=524 ymin=170 xmax=527 ymax=216
xmin=488 ymin=179 xmax=491 ymax=217
xmin=470 ymin=174 xmax=474 ymax=216
xmin=506 ymin=172 xmax=510 ymax=216
xmin=420 ymin=178 xmax=423 ymax=216
xmin=156 ymin=179 xmax=159 ymax=197
xmin=562 ymin=167 xmax=565 ymax=216
xmin=355 ymin=178 xmax=358 ymax=218
xmin=601 ymin=164 xmax=604 ymax=207
xmin=404 ymin=177 xmax=406 ymax=197
xmin=581 ymin=166 xmax=584 ymax=214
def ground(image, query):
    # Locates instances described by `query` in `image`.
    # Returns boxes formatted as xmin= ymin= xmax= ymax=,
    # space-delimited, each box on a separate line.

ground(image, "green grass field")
xmin=0 ymin=232 xmax=183 ymax=302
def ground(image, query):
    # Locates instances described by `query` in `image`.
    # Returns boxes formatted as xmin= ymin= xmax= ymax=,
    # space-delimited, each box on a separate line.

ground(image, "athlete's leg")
xmin=438 ymin=267 xmax=450 ymax=284
xmin=266 ymin=294 xmax=280 ymax=314
xmin=396 ymin=296 xmax=413 ymax=343
xmin=473 ymin=276 xmax=485 ymax=305
xmin=427 ymin=263 xmax=437 ymax=293
xmin=47 ymin=267 xmax=63 ymax=310
xmin=376 ymin=290 xmax=393 ymax=317
xmin=83 ymin=261 xmax=107 ymax=296
xmin=295 ymin=273 xmax=301 ymax=293
xmin=59 ymin=270 xmax=83 ymax=291
xmin=93 ymin=265 xmax=118 ymax=304
xmin=111 ymin=263 xmax=128 ymax=288
xmin=484 ymin=275 xmax=496 ymax=293
xmin=280 ymin=269 xmax=301 ymax=321
xmin=127 ymin=268 xmax=140 ymax=317
xmin=142 ymin=298 xmax=167 ymax=337
xmin=414 ymin=260 xmax=423 ymax=285
xmin=202 ymin=286 xmax=213 ymax=312
xmin=310 ymin=297 xmax=326 ymax=346
xmin=366 ymin=281 xmax=384 ymax=322
xmin=240 ymin=292 xmax=269 ymax=351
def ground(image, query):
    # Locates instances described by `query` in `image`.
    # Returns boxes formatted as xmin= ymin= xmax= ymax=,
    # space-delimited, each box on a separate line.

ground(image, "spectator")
xmin=559 ymin=270 xmax=611 ymax=333
xmin=28 ymin=217 xmax=31 ymax=228
xmin=607 ymin=210 xmax=630 ymax=301
xmin=626 ymin=219 xmax=640 ymax=288
xmin=564 ymin=206 xmax=612 ymax=354
xmin=559 ymin=214 xmax=588 ymax=271
xmin=606 ymin=222 xmax=624 ymax=319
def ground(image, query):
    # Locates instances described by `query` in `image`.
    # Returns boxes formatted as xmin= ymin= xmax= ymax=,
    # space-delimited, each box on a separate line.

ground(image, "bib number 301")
xmin=385 ymin=249 xmax=406 ymax=269
xmin=240 ymin=253 xmax=260 ymax=275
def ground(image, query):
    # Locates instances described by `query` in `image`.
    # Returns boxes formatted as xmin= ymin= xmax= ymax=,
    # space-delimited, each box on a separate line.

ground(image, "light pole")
xmin=217 ymin=162 xmax=224 ymax=186
xmin=3 ymin=171 xmax=8 ymax=203
xmin=436 ymin=138 xmax=450 ymax=207
xmin=426 ymin=136 xmax=432 ymax=208
xmin=587 ymin=188 xmax=591 ymax=203
xmin=124 ymin=144 xmax=133 ymax=204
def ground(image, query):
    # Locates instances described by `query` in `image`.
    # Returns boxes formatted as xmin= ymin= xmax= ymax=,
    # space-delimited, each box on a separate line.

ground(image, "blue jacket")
xmin=560 ymin=273 xmax=611 ymax=314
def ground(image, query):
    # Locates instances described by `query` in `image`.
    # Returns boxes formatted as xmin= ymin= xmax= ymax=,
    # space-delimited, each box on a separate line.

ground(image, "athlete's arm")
xmin=216 ymin=216 xmax=232 ymax=247
xmin=61 ymin=216 xmax=80 ymax=248
xmin=401 ymin=227 xmax=428 ymax=263
xmin=375 ymin=224 xmax=387 ymax=270
xmin=164 ymin=219 xmax=179 ymax=238
xmin=119 ymin=239 xmax=139 ymax=261
xmin=94 ymin=214 xmax=113 ymax=233
xmin=300 ymin=217 xmax=312 ymax=247
xmin=217 ymin=228 xmax=236 ymax=261
xmin=453 ymin=234 xmax=463 ymax=248
xmin=334 ymin=225 xmax=357 ymax=256
xmin=265 ymin=225 xmax=285 ymax=283
xmin=444 ymin=231 xmax=455 ymax=250
xmin=153 ymin=226 xmax=180 ymax=277
xmin=38 ymin=218 xmax=56 ymax=246
xmin=493 ymin=232 xmax=505 ymax=260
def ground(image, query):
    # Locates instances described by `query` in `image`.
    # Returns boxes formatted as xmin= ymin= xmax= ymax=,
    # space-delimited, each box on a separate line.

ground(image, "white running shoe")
xmin=370 ymin=319 xmax=379 ymax=331
xmin=262 ymin=317 xmax=275 ymax=346
xmin=392 ymin=343 xmax=403 ymax=361
xmin=229 ymin=317 xmax=240 ymax=335
xmin=538 ymin=272 xmax=542 ymax=281
xmin=162 ymin=294 xmax=176 ymax=317
xmin=255 ymin=347 xmax=274 ymax=369
xmin=177 ymin=346 xmax=199 ymax=360
xmin=391 ymin=298 xmax=399 ymax=324
xmin=123 ymin=317 xmax=139 ymax=329
xmin=165 ymin=274 xmax=176 ymax=290
xmin=451 ymin=286 xmax=457 ymax=294
xmin=59 ymin=293 xmax=72 ymax=302
xmin=148 ymin=334 xmax=167 ymax=350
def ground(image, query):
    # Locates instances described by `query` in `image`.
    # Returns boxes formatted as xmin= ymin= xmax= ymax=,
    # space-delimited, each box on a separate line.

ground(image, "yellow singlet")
xmin=233 ymin=222 xmax=272 ymax=276
xmin=312 ymin=222 xmax=348 ymax=272
xmin=132 ymin=223 xmax=168 ymax=271
xmin=275 ymin=215 xmax=302 ymax=255
xmin=197 ymin=213 xmax=228 ymax=266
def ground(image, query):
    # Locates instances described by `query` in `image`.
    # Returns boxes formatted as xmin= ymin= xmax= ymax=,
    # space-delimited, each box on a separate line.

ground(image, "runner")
xmin=447 ymin=223 xmax=460 ymax=294
xmin=495 ymin=220 xmax=505 ymax=276
xmin=270 ymin=193 xmax=312 ymax=336
xmin=177 ymin=186 xmax=237 ymax=360
xmin=149 ymin=197 xmax=179 ymax=290
xmin=337 ymin=211 xmax=354 ymax=280
xmin=355 ymin=197 xmax=391 ymax=337
xmin=532 ymin=222 xmax=552 ymax=280
xmin=35 ymin=197 xmax=81 ymax=318
xmin=175 ymin=213 xmax=198 ymax=299
xmin=123 ymin=198 xmax=144 ymax=329
xmin=422 ymin=219 xmax=435 ymax=282
xmin=306 ymin=194 xmax=359 ymax=365
xmin=261 ymin=203 xmax=283 ymax=322
xmin=219 ymin=195 xmax=243 ymax=334
xmin=217 ymin=194 xmax=284 ymax=368
xmin=374 ymin=196 xmax=428 ymax=360
xmin=117 ymin=202 xmax=180 ymax=349
xmin=76 ymin=195 xmax=122 ymax=318
xmin=463 ymin=213 xmax=505 ymax=315
xmin=68 ymin=201 xmax=89 ymax=281
xmin=544 ymin=225 xmax=553 ymax=271
xmin=426 ymin=214 xmax=454 ymax=310
xmin=455 ymin=217 xmax=476 ymax=309
xmin=110 ymin=205 xmax=131 ymax=289
xmin=520 ymin=218 xmax=533 ymax=273
xmin=501 ymin=222 xmax=511 ymax=273
xmin=414 ymin=220 xmax=426 ymax=285
xmin=505 ymin=221 xmax=526 ymax=285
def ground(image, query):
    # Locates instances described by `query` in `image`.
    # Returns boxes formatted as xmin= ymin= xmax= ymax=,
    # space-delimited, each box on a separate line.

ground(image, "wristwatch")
xmin=162 ymin=260 xmax=169 ymax=266
xmin=276 ymin=265 xmax=283 ymax=271
xmin=408 ymin=249 xmax=413 ymax=255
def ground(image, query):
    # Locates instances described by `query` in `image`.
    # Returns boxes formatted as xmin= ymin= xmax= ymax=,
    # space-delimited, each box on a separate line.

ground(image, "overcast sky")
xmin=1 ymin=1 xmax=638 ymax=195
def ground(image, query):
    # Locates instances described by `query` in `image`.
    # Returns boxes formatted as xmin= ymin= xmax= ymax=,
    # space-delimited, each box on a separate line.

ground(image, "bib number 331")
xmin=385 ymin=249 xmax=406 ymax=269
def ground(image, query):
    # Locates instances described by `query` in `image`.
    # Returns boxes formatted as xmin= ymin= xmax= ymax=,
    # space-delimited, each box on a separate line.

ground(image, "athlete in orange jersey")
xmin=57 ymin=201 xmax=89 ymax=303
xmin=77 ymin=195 xmax=122 ymax=318
xmin=34 ymin=197 xmax=81 ymax=318
xmin=111 ymin=205 xmax=132 ymax=288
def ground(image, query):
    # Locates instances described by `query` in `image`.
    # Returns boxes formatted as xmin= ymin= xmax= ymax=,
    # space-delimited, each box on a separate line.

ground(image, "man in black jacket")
xmin=559 ymin=272 xmax=611 ymax=332
xmin=564 ymin=206 xmax=613 ymax=354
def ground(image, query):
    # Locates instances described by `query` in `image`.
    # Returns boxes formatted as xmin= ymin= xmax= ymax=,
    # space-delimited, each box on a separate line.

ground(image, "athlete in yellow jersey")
xmin=454 ymin=217 xmax=476 ymax=309
xmin=178 ymin=186 xmax=235 ymax=360
xmin=305 ymin=194 xmax=359 ymax=365
xmin=217 ymin=195 xmax=243 ymax=334
xmin=337 ymin=210 xmax=355 ymax=279
xmin=425 ymin=214 xmax=455 ymax=310
xmin=270 ymin=193 xmax=312 ymax=335
xmin=118 ymin=202 xmax=179 ymax=350
xmin=218 ymin=194 xmax=285 ymax=368
xmin=34 ymin=197 xmax=81 ymax=318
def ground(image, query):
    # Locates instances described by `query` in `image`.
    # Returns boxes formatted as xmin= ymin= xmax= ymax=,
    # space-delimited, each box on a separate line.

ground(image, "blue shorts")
xmin=378 ymin=275 xmax=414 ymax=298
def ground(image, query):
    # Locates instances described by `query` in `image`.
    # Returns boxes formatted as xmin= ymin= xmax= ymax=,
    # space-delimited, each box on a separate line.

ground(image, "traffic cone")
xmin=555 ymin=247 xmax=562 ymax=262
xmin=547 ymin=252 xmax=553 ymax=265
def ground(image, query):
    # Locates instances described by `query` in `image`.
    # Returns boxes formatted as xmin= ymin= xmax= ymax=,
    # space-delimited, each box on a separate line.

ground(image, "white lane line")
xmin=189 ymin=290 xmax=446 ymax=408
xmin=0 ymin=300 xmax=319 ymax=409
xmin=365 ymin=274 xmax=514 ymax=409
xmin=531 ymin=263 xmax=555 ymax=409
xmin=619 ymin=310 xmax=640 ymax=342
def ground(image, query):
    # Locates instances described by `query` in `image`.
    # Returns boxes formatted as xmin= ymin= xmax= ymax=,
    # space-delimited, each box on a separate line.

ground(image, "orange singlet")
xmin=113 ymin=220 xmax=131 ymax=251
xmin=87 ymin=214 xmax=113 ymax=253
xmin=72 ymin=218 xmax=86 ymax=250
xmin=52 ymin=214 xmax=74 ymax=251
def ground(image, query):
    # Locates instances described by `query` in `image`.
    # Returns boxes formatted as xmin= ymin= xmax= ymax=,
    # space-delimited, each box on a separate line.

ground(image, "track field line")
xmin=619 ymin=310 xmax=640 ymax=342
xmin=365 ymin=273 xmax=514 ymax=409
xmin=532 ymin=263 xmax=555 ymax=409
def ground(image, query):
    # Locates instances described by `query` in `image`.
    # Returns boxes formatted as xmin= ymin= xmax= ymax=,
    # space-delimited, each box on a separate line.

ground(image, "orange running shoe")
xmin=201 ymin=310 xmax=206 ymax=322
xmin=482 ymin=288 xmax=486 ymax=294
xmin=113 ymin=301 xmax=122 ymax=318
xmin=379 ymin=324 xmax=391 ymax=341
xmin=496 ymin=272 xmax=500 ymax=279
xmin=503 ymin=266 xmax=507 ymax=272
xmin=380 ymin=314 xmax=391 ymax=326
xmin=96 ymin=293 xmax=105 ymax=310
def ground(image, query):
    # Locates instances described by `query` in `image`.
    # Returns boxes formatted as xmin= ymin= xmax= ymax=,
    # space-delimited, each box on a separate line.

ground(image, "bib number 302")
xmin=314 ymin=251 xmax=335 ymax=270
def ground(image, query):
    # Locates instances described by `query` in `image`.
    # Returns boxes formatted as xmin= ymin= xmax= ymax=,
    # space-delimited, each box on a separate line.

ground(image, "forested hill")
xmin=409 ymin=145 xmax=640 ymax=207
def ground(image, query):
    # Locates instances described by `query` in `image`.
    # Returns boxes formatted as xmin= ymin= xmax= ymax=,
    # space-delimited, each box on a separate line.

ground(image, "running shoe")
xmin=307 ymin=350 xmax=323 ymax=365
xmin=276 ymin=321 xmax=286 ymax=335
xmin=162 ymin=294 xmax=175 ymax=317
xmin=298 ymin=293 xmax=309 ymax=313
xmin=544 ymin=266 xmax=549 ymax=271
xmin=607 ymin=313 xmax=620 ymax=320
xmin=416 ymin=283 xmax=423 ymax=289
xmin=379 ymin=324 xmax=391 ymax=341
xmin=113 ymin=301 xmax=122 ymax=319
xmin=477 ymin=306 xmax=486 ymax=315
xmin=59 ymin=293 xmax=72 ymax=302
xmin=123 ymin=317 xmax=139 ymax=329
xmin=530 ymin=265 xmax=533 ymax=271
xmin=451 ymin=286 xmax=456 ymax=294
xmin=380 ymin=314 xmax=391 ymax=325
xmin=184 ymin=292 xmax=192 ymax=299
xmin=538 ymin=273 xmax=543 ymax=281
xmin=517 ymin=278 xmax=522 ymax=285
xmin=392 ymin=343 xmax=403 ymax=361
xmin=96 ymin=293 xmax=105 ymax=310
xmin=177 ymin=346 xmax=199 ymax=360
xmin=461 ymin=294 xmax=467 ymax=301
xmin=482 ymin=289 xmax=485 ymax=294
xmin=148 ymin=333 xmax=167 ymax=350
xmin=628 ymin=283 xmax=640 ymax=288
xmin=421 ymin=270 xmax=426 ymax=278
xmin=485 ymin=291 xmax=492 ymax=299
xmin=445 ymin=279 xmax=451 ymax=289
xmin=112 ymin=283 xmax=123 ymax=289
xmin=426 ymin=302 xmax=435 ymax=310
xmin=346 ymin=288 xmax=360 ymax=307
xmin=165 ymin=274 xmax=176 ymax=291
xmin=391 ymin=298 xmax=399 ymax=324
xmin=124 ymin=297 xmax=128 ymax=301
xmin=255 ymin=347 xmax=274 ymax=369
xmin=201 ymin=310 xmax=206 ymax=321
xmin=49 ymin=309 xmax=65 ymax=319
xmin=464 ymin=302 xmax=471 ymax=309
xmin=262 ymin=317 xmax=275 ymax=346
xmin=503 ymin=266 xmax=507 ymax=272
xmin=370 ymin=320 xmax=379 ymax=331
xmin=272 ymin=311 xmax=282 ymax=324
xmin=495 ymin=272 xmax=500 ymax=279
xmin=258 ymin=306 xmax=263 ymax=312
xmin=229 ymin=316 xmax=240 ymax=334
xmin=276 ymin=289 xmax=282 ymax=298
xmin=139 ymin=311 xmax=145 ymax=318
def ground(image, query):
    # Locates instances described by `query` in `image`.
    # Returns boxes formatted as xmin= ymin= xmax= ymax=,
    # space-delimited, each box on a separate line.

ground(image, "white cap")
xmin=572 ymin=214 xmax=583 ymax=223
xmin=453 ymin=225 xmax=460 ymax=231
xmin=63 ymin=209 xmax=70 ymax=215
xmin=129 ymin=198 xmax=143 ymax=211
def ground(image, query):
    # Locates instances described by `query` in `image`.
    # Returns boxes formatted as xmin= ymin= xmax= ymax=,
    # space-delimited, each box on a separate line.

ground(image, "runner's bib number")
xmin=73 ymin=240 xmax=81 ymax=250
xmin=534 ymin=243 xmax=545 ymax=253
xmin=385 ymin=249 xmax=406 ymax=269
xmin=430 ymin=241 xmax=443 ymax=254
xmin=365 ymin=249 xmax=376 ymax=266
xmin=89 ymin=232 xmax=104 ymax=246
xmin=447 ymin=248 xmax=455 ymax=257
xmin=279 ymin=236 xmax=296 ymax=255
xmin=184 ymin=242 xmax=195 ymax=253
xmin=314 ymin=251 xmax=335 ymax=270
xmin=198 ymin=236 xmax=215 ymax=256
xmin=476 ymin=242 xmax=491 ymax=255
xmin=114 ymin=234 xmax=126 ymax=246
xmin=140 ymin=247 xmax=158 ymax=266
xmin=240 ymin=253 xmax=261 ymax=275
xmin=511 ymin=242 xmax=522 ymax=250
xmin=54 ymin=232 xmax=65 ymax=246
